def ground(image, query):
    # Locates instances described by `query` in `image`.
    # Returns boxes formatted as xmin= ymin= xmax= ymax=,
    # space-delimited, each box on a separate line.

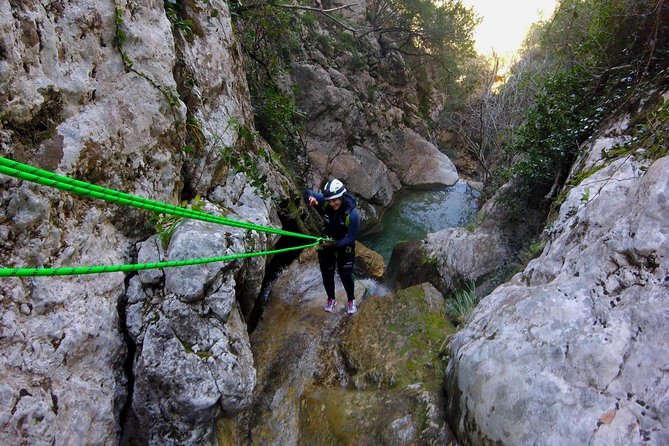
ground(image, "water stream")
xmin=360 ymin=180 xmax=480 ymax=263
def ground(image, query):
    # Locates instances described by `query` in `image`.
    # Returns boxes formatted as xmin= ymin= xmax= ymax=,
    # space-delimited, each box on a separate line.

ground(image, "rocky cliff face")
xmin=443 ymin=93 xmax=669 ymax=445
xmin=0 ymin=1 xmax=279 ymax=444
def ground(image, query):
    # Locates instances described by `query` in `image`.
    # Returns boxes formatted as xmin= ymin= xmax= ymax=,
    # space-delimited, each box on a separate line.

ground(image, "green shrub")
xmin=517 ymin=238 xmax=546 ymax=265
xmin=465 ymin=210 xmax=487 ymax=232
xmin=220 ymin=120 xmax=271 ymax=196
xmin=233 ymin=3 xmax=305 ymax=177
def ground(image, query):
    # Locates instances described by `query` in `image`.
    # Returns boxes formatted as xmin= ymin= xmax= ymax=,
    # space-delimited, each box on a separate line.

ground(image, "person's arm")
xmin=334 ymin=210 xmax=359 ymax=248
xmin=304 ymin=189 xmax=325 ymax=206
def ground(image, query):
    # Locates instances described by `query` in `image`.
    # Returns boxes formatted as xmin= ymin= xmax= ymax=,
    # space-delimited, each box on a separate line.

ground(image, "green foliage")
xmin=300 ymin=11 xmax=317 ymax=27
xmin=164 ymin=0 xmax=195 ymax=36
xmin=114 ymin=7 xmax=127 ymax=46
xmin=383 ymin=286 xmax=455 ymax=385
xmin=565 ymin=164 xmax=605 ymax=188
xmin=349 ymin=52 xmax=368 ymax=71
xmin=507 ymin=67 xmax=593 ymax=187
xmin=604 ymin=96 xmax=669 ymax=163
xmin=420 ymin=252 xmax=438 ymax=268
xmin=445 ymin=280 xmax=478 ymax=326
xmin=517 ymin=238 xmax=547 ymax=265
xmin=255 ymin=84 xmax=302 ymax=156
xmin=539 ymin=0 xmax=666 ymax=73
xmin=370 ymin=0 xmax=479 ymax=114
xmin=486 ymin=0 xmax=669 ymax=215
xmin=186 ymin=115 xmax=206 ymax=152
xmin=314 ymin=33 xmax=334 ymax=57
xmin=220 ymin=119 xmax=271 ymax=196
xmin=368 ymin=0 xmax=478 ymax=64
xmin=233 ymin=3 xmax=304 ymax=167
xmin=151 ymin=194 xmax=206 ymax=249
xmin=465 ymin=210 xmax=488 ymax=232
xmin=313 ymin=29 xmax=362 ymax=62
xmin=549 ymin=160 xmax=605 ymax=212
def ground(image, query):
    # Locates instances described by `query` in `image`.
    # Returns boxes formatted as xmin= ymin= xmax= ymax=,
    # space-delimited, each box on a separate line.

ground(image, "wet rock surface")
xmin=228 ymin=249 xmax=458 ymax=444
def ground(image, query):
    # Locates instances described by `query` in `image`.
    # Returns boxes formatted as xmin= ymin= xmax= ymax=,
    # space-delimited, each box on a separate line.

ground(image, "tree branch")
xmin=277 ymin=2 xmax=359 ymax=14
xmin=277 ymin=3 xmax=361 ymax=33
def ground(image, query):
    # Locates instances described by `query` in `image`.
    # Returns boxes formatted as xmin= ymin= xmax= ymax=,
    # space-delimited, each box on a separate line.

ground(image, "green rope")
xmin=0 ymin=157 xmax=324 ymax=277
xmin=0 ymin=157 xmax=319 ymax=241
xmin=0 ymin=241 xmax=320 ymax=277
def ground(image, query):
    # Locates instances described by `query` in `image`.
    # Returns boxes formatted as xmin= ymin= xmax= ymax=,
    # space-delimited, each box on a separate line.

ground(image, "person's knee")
xmin=320 ymin=263 xmax=335 ymax=275
xmin=338 ymin=264 xmax=353 ymax=280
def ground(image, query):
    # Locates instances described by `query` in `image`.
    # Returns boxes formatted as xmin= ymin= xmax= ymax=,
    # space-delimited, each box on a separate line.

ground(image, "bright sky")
xmin=460 ymin=0 xmax=559 ymax=58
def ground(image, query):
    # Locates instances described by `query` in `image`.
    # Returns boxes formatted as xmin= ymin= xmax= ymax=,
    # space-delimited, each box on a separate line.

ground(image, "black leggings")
xmin=318 ymin=245 xmax=355 ymax=302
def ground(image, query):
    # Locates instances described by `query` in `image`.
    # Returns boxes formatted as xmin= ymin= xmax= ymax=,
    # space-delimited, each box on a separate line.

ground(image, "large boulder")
xmin=355 ymin=241 xmax=385 ymax=279
xmin=290 ymin=38 xmax=459 ymax=214
xmin=126 ymin=185 xmax=281 ymax=443
xmin=445 ymin=153 xmax=669 ymax=445
xmin=377 ymin=128 xmax=459 ymax=188
xmin=425 ymin=225 xmax=513 ymax=295
xmin=384 ymin=240 xmax=441 ymax=292
xmin=127 ymin=289 xmax=255 ymax=445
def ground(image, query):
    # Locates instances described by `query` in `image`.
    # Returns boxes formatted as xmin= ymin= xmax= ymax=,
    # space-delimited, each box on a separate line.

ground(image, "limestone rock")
xmin=0 ymin=1 xmax=266 ymax=444
xmin=426 ymin=226 xmax=513 ymax=294
xmin=445 ymin=155 xmax=669 ymax=445
xmin=299 ymin=384 xmax=453 ymax=445
xmin=291 ymin=49 xmax=459 ymax=215
xmin=380 ymin=128 xmax=459 ymax=188
xmin=130 ymin=297 xmax=255 ymax=445
xmin=235 ymin=249 xmax=367 ymax=444
xmin=127 ymin=190 xmax=279 ymax=442
xmin=163 ymin=218 xmax=242 ymax=302
xmin=137 ymin=236 xmax=165 ymax=286
xmin=341 ymin=283 xmax=451 ymax=389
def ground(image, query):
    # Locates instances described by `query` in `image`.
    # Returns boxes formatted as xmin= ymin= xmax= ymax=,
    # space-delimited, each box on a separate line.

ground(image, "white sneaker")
xmin=347 ymin=300 xmax=357 ymax=314
xmin=324 ymin=299 xmax=336 ymax=312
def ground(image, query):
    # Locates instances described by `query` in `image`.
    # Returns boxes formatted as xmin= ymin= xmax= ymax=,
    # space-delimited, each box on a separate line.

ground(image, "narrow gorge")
xmin=1 ymin=1 xmax=667 ymax=445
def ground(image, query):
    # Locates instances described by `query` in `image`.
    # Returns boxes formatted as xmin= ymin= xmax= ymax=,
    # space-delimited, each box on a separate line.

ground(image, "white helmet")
xmin=323 ymin=179 xmax=346 ymax=200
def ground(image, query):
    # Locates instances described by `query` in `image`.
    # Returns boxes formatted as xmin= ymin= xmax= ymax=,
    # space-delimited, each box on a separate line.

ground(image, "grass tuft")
xmin=445 ymin=280 xmax=478 ymax=326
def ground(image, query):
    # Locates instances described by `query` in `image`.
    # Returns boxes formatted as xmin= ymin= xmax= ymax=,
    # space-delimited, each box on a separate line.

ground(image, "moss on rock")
xmin=341 ymin=283 xmax=455 ymax=389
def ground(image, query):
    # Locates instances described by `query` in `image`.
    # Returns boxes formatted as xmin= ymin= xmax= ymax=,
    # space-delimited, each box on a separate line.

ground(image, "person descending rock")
xmin=304 ymin=179 xmax=360 ymax=314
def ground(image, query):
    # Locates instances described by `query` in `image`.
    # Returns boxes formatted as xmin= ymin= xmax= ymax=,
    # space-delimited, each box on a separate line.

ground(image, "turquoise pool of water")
xmin=360 ymin=181 xmax=480 ymax=263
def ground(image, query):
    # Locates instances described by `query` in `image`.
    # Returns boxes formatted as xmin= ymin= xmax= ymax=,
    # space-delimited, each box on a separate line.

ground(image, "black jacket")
xmin=304 ymin=190 xmax=360 ymax=248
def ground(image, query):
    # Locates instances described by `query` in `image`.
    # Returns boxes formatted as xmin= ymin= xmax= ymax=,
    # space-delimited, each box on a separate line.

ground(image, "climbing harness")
xmin=0 ymin=157 xmax=327 ymax=277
